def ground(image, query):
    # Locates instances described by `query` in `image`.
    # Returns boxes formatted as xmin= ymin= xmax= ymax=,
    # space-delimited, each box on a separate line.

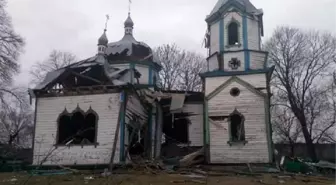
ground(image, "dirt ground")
xmin=0 ymin=172 xmax=334 ymax=185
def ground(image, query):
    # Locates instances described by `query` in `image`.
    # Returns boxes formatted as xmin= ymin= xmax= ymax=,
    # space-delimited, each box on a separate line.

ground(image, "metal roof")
xmin=208 ymin=0 xmax=260 ymax=18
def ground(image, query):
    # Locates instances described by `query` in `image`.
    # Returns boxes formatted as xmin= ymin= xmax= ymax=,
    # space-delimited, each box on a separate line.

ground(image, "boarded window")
xmin=57 ymin=107 xmax=98 ymax=145
xmin=229 ymin=110 xmax=245 ymax=142
xmin=228 ymin=22 xmax=239 ymax=45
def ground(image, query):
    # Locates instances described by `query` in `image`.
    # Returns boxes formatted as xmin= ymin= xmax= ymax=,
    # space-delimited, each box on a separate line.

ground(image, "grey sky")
xmin=7 ymin=0 xmax=336 ymax=87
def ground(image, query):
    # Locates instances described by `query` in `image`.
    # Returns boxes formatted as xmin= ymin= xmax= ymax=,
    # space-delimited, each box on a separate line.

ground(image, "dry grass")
xmin=0 ymin=172 xmax=334 ymax=185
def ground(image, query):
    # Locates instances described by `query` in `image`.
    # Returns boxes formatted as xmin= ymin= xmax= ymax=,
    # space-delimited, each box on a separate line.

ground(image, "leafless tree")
xmin=153 ymin=44 xmax=206 ymax=91
xmin=265 ymin=26 xmax=336 ymax=161
xmin=178 ymin=51 xmax=207 ymax=92
xmin=153 ymin=44 xmax=185 ymax=90
xmin=0 ymin=0 xmax=25 ymax=107
xmin=272 ymin=106 xmax=301 ymax=156
xmin=30 ymin=50 xmax=77 ymax=85
xmin=0 ymin=92 xmax=33 ymax=147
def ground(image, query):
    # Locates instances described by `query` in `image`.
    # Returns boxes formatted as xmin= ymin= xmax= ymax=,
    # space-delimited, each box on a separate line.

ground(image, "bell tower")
xmin=204 ymin=0 xmax=266 ymax=72
xmin=201 ymin=0 xmax=274 ymax=164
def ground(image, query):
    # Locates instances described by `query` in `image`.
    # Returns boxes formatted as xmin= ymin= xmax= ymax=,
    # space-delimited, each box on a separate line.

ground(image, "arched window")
xmin=83 ymin=108 xmax=99 ymax=144
xmin=229 ymin=109 xmax=245 ymax=142
xmin=56 ymin=106 xmax=99 ymax=145
xmin=228 ymin=22 xmax=239 ymax=46
xmin=57 ymin=109 xmax=71 ymax=144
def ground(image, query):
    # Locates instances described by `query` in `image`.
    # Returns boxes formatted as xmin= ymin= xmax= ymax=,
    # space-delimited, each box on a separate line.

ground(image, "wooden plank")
xmin=109 ymin=92 xmax=125 ymax=171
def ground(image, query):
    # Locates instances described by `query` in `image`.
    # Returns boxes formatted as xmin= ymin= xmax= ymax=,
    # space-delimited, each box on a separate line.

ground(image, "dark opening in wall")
xmin=230 ymin=111 xmax=245 ymax=142
xmin=228 ymin=22 xmax=239 ymax=45
xmin=230 ymin=87 xmax=240 ymax=97
xmin=162 ymin=113 xmax=189 ymax=144
xmin=127 ymin=124 xmax=145 ymax=156
xmin=57 ymin=107 xmax=98 ymax=145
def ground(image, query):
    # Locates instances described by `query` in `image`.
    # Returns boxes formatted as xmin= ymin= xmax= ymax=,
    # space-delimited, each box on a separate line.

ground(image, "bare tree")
xmin=178 ymin=51 xmax=207 ymax=92
xmin=265 ymin=26 xmax=336 ymax=161
xmin=153 ymin=44 xmax=185 ymax=90
xmin=153 ymin=44 xmax=206 ymax=91
xmin=272 ymin=106 xmax=301 ymax=156
xmin=30 ymin=50 xmax=77 ymax=85
xmin=0 ymin=92 xmax=33 ymax=147
xmin=0 ymin=0 xmax=25 ymax=107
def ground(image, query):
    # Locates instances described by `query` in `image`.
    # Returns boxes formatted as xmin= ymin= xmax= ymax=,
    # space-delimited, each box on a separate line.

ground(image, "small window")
xmin=228 ymin=22 xmax=239 ymax=45
xmin=229 ymin=110 xmax=245 ymax=142
xmin=57 ymin=107 xmax=98 ymax=145
xmin=230 ymin=87 xmax=240 ymax=97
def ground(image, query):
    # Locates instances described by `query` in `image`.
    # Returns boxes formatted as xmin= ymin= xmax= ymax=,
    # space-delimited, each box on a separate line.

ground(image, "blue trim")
xmin=219 ymin=19 xmax=224 ymax=52
xmin=242 ymin=15 xmax=250 ymax=71
xmin=119 ymin=91 xmax=126 ymax=162
xmin=206 ymin=0 xmax=250 ymax=24
xmin=200 ymin=68 xmax=272 ymax=78
xmin=258 ymin=27 xmax=261 ymax=50
xmin=147 ymin=106 xmax=153 ymax=157
xmin=263 ymin=52 xmax=269 ymax=69
xmin=148 ymin=66 xmax=153 ymax=85
xmin=207 ymin=60 xmax=209 ymax=71
xmin=130 ymin=63 xmax=135 ymax=84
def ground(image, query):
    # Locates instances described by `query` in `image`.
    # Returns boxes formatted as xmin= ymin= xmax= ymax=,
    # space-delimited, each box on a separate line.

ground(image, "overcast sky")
xmin=6 ymin=0 xmax=336 ymax=87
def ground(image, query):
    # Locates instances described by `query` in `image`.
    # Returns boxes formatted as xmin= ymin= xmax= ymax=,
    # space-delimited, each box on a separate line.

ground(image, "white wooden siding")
xmin=223 ymin=52 xmax=245 ymax=72
xmin=223 ymin=12 xmax=243 ymax=51
xmin=208 ymin=82 xmax=269 ymax=163
xmin=33 ymin=93 xmax=121 ymax=165
xmin=205 ymin=74 xmax=266 ymax=96
xmin=210 ymin=21 xmax=220 ymax=55
xmin=247 ymin=17 xmax=260 ymax=50
xmin=126 ymin=93 xmax=147 ymax=125
xmin=135 ymin=64 xmax=149 ymax=84
xmin=208 ymin=54 xmax=218 ymax=71
xmin=184 ymin=104 xmax=203 ymax=146
xmin=250 ymin=51 xmax=266 ymax=70
xmin=170 ymin=103 xmax=204 ymax=146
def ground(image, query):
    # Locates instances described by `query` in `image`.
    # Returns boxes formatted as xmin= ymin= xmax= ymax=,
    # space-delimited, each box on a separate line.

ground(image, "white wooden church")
xmin=29 ymin=0 xmax=274 ymax=166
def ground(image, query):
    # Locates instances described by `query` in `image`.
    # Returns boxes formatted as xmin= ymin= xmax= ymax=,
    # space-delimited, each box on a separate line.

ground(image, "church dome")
xmin=98 ymin=30 xmax=108 ymax=46
xmin=105 ymin=13 xmax=153 ymax=62
xmin=124 ymin=14 xmax=134 ymax=27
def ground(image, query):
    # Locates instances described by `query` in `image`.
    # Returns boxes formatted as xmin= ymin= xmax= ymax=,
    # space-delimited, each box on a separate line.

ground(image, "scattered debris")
xmin=179 ymin=147 xmax=204 ymax=167
xmin=247 ymin=163 xmax=253 ymax=173
xmin=84 ymin=176 xmax=94 ymax=184
xmin=101 ymin=168 xmax=111 ymax=177
xmin=278 ymin=179 xmax=285 ymax=184
xmin=58 ymin=165 xmax=79 ymax=174
xmin=30 ymin=169 xmax=73 ymax=176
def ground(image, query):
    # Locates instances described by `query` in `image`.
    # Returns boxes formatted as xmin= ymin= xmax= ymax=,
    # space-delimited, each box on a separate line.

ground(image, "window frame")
xmin=226 ymin=19 xmax=241 ymax=47
xmin=227 ymin=109 xmax=247 ymax=146
xmin=55 ymin=106 xmax=99 ymax=148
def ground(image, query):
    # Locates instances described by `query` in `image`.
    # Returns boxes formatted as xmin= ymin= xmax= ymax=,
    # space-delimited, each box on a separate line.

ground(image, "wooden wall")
xmin=33 ymin=93 xmax=121 ymax=165
xmin=207 ymin=80 xmax=270 ymax=163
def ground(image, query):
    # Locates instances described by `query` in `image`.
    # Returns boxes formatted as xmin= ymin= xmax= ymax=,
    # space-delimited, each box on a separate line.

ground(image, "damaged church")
xmin=29 ymin=0 xmax=274 ymax=166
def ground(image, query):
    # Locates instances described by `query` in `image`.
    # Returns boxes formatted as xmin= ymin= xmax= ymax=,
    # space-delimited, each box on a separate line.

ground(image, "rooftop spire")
xmin=98 ymin=14 xmax=109 ymax=46
xmin=124 ymin=0 xmax=134 ymax=35
xmin=128 ymin=0 xmax=132 ymax=15
xmin=104 ymin=14 xmax=110 ymax=31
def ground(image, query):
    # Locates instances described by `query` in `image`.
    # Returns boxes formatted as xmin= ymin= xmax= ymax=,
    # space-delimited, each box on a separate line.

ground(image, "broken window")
xmin=163 ymin=114 xmax=189 ymax=144
xmin=57 ymin=107 xmax=98 ymax=145
xmin=228 ymin=22 xmax=239 ymax=45
xmin=229 ymin=110 xmax=245 ymax=142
